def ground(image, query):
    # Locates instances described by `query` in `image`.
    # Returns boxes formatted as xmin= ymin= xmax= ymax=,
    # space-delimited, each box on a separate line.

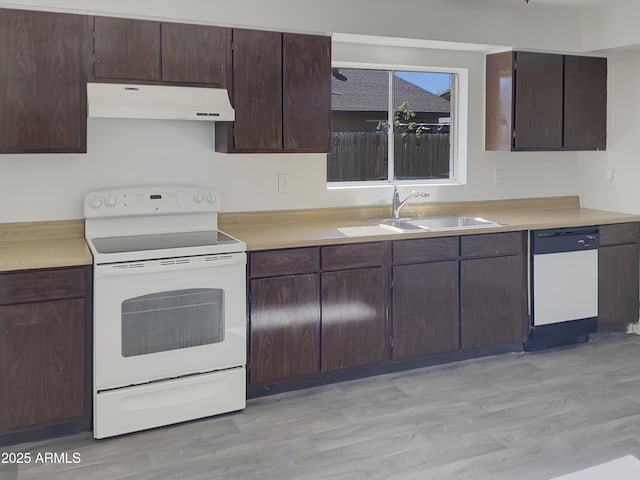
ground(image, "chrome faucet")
xmin=392 ymin=187 xmax=429 ymax=219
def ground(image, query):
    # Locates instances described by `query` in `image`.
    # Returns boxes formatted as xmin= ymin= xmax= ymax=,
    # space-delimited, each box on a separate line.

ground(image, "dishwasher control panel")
xmin=531 ymin=227 xmax=599 ymax=254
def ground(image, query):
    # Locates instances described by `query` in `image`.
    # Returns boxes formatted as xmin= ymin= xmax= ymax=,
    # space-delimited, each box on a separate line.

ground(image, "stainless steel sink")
xmin=375 ymin=218 xmax=424 ymax=232
xmin=374 ymin=215 xmax=504 ymax=232
xmin=406 ymin=216 xmax=503 ymax=230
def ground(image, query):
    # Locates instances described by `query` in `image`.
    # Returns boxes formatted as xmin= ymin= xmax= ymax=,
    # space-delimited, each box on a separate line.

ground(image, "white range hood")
xmin=87 ymin=83 xmax=235 ymax=122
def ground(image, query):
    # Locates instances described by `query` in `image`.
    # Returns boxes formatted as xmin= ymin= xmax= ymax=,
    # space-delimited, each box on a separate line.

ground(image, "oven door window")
xmin=121 ymin=288 xmax=224 ymax=357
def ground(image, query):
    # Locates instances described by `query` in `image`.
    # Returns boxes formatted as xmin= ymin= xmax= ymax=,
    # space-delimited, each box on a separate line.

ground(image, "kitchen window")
xmin=327 ymin=66 xmax=466 ymax=187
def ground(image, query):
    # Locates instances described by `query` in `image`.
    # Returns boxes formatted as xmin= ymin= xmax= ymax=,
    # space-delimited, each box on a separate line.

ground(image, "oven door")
xmin=93 ymin=252 xmax=246 ymax=391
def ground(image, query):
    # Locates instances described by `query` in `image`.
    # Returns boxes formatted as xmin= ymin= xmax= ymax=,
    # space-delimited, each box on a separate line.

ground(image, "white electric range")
xmin=84 ymin=185 xmax=246 ymax=439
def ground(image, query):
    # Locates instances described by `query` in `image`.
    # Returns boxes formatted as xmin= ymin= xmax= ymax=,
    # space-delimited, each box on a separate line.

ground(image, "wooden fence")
xmin=327 ymin=132 xmax=450 ymax=182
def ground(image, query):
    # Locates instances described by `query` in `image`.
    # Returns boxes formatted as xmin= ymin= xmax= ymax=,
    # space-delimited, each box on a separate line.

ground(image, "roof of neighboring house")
xmin=331 ymin=68 xmax=451 ymax=114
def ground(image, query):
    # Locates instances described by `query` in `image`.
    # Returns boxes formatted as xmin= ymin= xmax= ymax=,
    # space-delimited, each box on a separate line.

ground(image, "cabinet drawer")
xmin=250 ymin=247 xmax=320 ymax=278
xmin=599 ymin=223 xmax=640 ymax=246
xmin=322 ymin=242 xmax=384 ymax=270
xmin=0 ymin=267 xmax=86 ymax=306
xmin=461 ymin=232 xmax=524 ymax=257
xmin=393 ymin=237 xmax=458 ymax=264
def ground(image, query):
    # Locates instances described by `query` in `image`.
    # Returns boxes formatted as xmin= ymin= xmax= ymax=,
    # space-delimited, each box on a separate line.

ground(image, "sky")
xmin=395 ymin=71 xmax=451 ymax=95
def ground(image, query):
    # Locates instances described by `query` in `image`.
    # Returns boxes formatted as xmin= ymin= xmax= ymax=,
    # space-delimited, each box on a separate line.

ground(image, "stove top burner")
xmin=91 ymin=230 xmax=238 ymax=254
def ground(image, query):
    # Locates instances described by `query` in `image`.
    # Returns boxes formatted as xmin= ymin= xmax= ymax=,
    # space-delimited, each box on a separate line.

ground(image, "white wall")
xmin=583 ymin=0 xmax=640 ymax=53
xmin=0 ymin=40 xmax=582 ymax=222
xmin=1 ymin=0 xmax=585 ymax=52
xmin=6 ymin=0 xmax=623 ymax=222
xmin=577 ymin=51 xmax=640 ymax=214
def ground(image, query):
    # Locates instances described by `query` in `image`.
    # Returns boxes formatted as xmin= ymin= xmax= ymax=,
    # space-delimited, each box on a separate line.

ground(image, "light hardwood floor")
xmin=5 ymin=332 xmax=640 ymax=480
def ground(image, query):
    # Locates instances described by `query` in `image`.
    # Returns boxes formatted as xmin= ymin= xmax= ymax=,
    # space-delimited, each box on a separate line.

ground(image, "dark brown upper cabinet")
xmin=564 ymin=55 xmax=607 ymax=150
xmin=513 ymin=52 xmax=564 ymax=150
xmin=93 ymin=17 xmax=231 ymax=87
xmin=93 ymin=17 xmax=161 ymax=81
xmin=161 ymin=22 xmax=230 ymax=86
xmin=228 ymin=29 xmax=283 ymax=152
xmin=0 ymin=8 xmax=89 ymax=153
xmin=486 ymin=51 xmax=607 ymax=151
xmin=283 ymin=33 xmax=331 ymax=152
xmin=216 ymin=29 xmax=331 ymax=153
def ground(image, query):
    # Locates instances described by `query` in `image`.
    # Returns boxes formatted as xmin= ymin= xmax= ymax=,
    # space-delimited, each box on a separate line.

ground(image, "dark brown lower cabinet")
xmin=248 ymin=233 xmax=530 ymax=390
xmin=249 ymin=274 xmax=320 ymax=385
xmin=460 ymin=255 xmax=527 ymax=349
xmin=0 ymin=265 xmax=90 ymax=442
xmin=321 ymin=268 xmax=386 ymax=371
xmin=392 ymin=261 xmax=459 ymax=359
xmin=599 ymin=243 xmax=640 ymax=329
xmin=0 ymin=299 xmax=85 ymax=430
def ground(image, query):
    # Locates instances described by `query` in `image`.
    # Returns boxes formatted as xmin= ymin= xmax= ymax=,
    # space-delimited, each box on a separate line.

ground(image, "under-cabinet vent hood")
xmin=87 ymin=83 xmax=235 ymax=122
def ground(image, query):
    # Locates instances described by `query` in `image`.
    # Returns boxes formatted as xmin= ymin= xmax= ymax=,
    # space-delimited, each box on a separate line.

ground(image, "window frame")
xmin=327 ymin=61 xmax=468 ymax=189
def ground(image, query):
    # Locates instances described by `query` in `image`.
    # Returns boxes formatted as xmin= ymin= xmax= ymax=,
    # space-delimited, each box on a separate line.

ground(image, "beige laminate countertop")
xmin=219 ymin=196 xmax=640 ymax=251
xmin=0 ymin=220 xmax=92 ymax=272
xmin=2 ymin=197 xmax=638 ymax=269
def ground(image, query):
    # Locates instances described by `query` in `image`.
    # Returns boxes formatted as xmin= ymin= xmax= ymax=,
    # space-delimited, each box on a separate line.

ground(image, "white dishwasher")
xmin=524 ymin=227 xmax=599 ymax=351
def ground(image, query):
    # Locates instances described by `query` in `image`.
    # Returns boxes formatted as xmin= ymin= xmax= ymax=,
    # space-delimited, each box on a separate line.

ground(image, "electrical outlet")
xmin=278 ymin=173 xmax=288 ymax=193
xmin=605 ymin=168 xmax=616 ymax=187
xmin=494 ymin=169 xmax=504 ymax=185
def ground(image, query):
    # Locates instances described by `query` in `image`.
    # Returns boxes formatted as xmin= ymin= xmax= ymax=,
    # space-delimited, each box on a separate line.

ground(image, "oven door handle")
xmin=95 ymin=252 xmax=246 ymax=277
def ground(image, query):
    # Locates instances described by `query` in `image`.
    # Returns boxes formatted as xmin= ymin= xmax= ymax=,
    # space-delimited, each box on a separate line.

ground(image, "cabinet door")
xmin=461 ymin=255 xmax=527 ymax=349
xmin=249 ymin=274 xmax=320 ymax=385
xmin=0 ymin=299 xmax=85 ymax=430
xmin=392 ymin=261 xmax=459 ymax=359
xmin=513 ymin=52 xmax=563 ymax=150
xmin=282 ymin=33 xmax=331 ymax=152
xmin=485 ymin=51 xmax=514 ymax=151
xmin=232 ymin=29 xmax=282 ymax=151
xmin=0 ymin=9 xmax=87 ymax=153
xmin=161 ymin=22 xmax=230 ymax=86
xmin=321 ymin=268 xmax=386 ymax=371
xmin=564 ymin=55 xmax=607 ymax=150
xmin=94 ymin=16 xmax=160 ymax=81
xmin=599 ymin=243 xmax=639 ymax=329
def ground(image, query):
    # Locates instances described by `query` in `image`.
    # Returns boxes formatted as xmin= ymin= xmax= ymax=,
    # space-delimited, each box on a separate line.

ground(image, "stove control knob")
xmin=193 ymin=193 xmax=204 ymax=204
xmin=205 ymin=192 xmax=215 ymax=204
xmin=105 ymin=195 xmax=117 ymax=207
xmin=88 ymin=196 xmax=102 ymax=209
